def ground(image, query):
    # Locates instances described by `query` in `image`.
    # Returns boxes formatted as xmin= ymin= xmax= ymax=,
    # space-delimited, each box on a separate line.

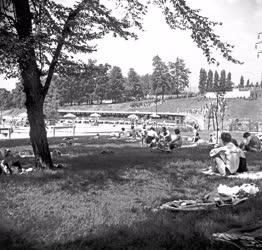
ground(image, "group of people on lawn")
xmin=210 ymin=132 xmax=261 ymax=176
xmin=139 ymin=123 xmax=261 ymax=176
xmin=143 ymin=126 xmax=182 ymax=151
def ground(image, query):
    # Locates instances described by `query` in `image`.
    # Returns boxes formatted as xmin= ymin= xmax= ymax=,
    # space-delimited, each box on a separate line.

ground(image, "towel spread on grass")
xmin=160 ymin=183 xmax=259 ymax=212
xmin=201 ymin=167 xmax=262 ymax=180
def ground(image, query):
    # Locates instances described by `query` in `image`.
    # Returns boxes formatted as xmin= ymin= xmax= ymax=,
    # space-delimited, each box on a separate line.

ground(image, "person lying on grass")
xmin=210 ymin=132 xmax=242 ymax=176
xmin=239 ymin=132 xmax=261 ymax=152
xmin=169 ymin=128 xmax=182 ymax=150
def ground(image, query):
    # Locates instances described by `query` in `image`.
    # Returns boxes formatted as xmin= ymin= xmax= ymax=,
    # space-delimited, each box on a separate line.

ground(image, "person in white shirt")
xmin=209 ymin=132 xmax=241 ymax=176
xmin=145 ymin=127 xmax=159 ymax=148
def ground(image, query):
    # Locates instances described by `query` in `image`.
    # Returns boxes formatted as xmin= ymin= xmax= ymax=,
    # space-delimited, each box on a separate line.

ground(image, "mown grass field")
xmin=1 ymin=136 xmax=262 ymax=249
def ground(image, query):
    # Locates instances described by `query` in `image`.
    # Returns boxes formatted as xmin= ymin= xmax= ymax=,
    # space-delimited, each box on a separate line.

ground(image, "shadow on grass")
xmin=46 ymin=209 xmax=240 ymax=250
xmin=1 ymin=142 xmax=262 ymax=250
xmin=0 ymin=227 xmax=35 ymax=250
xmin=43 ymin=194 xmax=262 ymax=250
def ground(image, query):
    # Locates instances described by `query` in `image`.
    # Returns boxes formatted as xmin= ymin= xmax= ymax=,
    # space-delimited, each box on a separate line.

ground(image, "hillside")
xmin=4 ymin=97 xmax=262 ymax=123
xmin=60 ymin=97 xmax=262 ymax=122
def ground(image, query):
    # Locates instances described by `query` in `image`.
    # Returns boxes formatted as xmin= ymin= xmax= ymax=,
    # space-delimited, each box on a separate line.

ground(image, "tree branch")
xmin=0 ymin=11 xmax=16 ymax=26
xmin=43 ymin=0 xmax=92 ymax=97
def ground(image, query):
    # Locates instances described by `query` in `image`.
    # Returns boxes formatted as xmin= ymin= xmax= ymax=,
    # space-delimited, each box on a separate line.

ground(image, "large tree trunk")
xmin=14 ymin=0 xmax=53 ymax=169
xmin=25 ymin=90 xmax=53 ymax=169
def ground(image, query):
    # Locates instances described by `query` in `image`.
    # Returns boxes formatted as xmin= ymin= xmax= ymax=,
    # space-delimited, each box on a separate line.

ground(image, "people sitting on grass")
xmin=209 ymin=132 xmax=242 ymax=176
xmin=192 ymin=124 xmax=200 ymax=143
xmin=145 ymin=127 xmax=159 ymax=148
xmin=118 ymin=127 xmax=127 ymax=138
xmin=157 ymin=127 xmax=172 ymax=150
xmin=209 ymin=129 xmax=221 ymax=144
xmin=0 ymin=149 xmax=22 ymax=175
xmin=194 ymin=132 xmax=201 ymax=143
xmin=129 ymin=124 xmax=137 ymax=138
xmin=169 ymin=128 xmax=182 ymax=150
xmin=230 ymin=137 xmax=248 ymax=173
xmin=239 ymin=132 xmax=261 ymax=152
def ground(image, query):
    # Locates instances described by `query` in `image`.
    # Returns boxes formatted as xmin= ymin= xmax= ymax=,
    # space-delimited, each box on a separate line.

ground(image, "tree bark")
xmin=13 ymin=0 xmax=53 ymax=168
xmin=25 ymin=93 xmax=53 ymax=168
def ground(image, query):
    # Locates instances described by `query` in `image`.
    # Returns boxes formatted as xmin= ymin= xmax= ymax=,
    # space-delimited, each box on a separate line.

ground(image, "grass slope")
xmin=0 ymin=136 xmax=262 ymax=249
xmin=60 ymin=97 xmax=262 ymax=121
xmin=4 ymin=96 xmax=262 ymax=123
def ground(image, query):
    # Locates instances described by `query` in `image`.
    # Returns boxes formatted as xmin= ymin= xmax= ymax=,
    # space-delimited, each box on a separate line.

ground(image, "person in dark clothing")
xmin=231 ymin=138 xmax=238 ymax=147
xmin=240 ymin=132 xmax=261 ymax=152
xmin=231 ymin=138 xmax=248 ymax=173
xmin=169 ymin=128 xmax=182 ymax=150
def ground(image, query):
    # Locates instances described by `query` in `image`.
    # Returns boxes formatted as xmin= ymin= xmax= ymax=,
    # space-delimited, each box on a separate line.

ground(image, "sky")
xmin=1 ymin=0 xmax=262 ymax=92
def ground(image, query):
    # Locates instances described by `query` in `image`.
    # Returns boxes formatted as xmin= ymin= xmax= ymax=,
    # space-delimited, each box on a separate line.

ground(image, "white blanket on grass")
xmin=202 ymin=168 xmax=262 ymax=180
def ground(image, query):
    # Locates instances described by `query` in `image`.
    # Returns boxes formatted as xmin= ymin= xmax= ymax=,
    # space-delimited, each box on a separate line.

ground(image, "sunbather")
xmin=210 ymin=132 xmax=241 ymax=176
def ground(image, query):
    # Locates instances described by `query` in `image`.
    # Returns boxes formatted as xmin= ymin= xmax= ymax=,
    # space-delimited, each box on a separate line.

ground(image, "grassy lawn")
xmin=1 ymin=136 xmax=262 ymax=249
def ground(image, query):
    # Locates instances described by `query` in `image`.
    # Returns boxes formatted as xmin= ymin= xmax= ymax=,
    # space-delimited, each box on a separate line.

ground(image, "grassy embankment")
xmin=0 ymin=136 xmax=262 ymax=249
xmin=59 ymin=97 xmax=262 ymax=121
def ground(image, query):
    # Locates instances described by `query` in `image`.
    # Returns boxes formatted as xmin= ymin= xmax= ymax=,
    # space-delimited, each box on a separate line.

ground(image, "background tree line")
xmin=199 ymin=68 xmax=262 ymax=94
xmin=1 ymin=55 xmax=191 ymax=111
xmin=238 ymin=75 xmax=262 ymax=89
xmin=198 ymin=68 xmax=233 ymax=94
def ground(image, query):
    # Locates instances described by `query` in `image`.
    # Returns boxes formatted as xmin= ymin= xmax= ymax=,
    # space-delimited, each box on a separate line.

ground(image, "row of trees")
xmin=199 ymin=69 xmax=262 ymax=94
xmin=2 ymin=56 xmax=191 ymax=114
xmin=239 ymin=76 xmax=262 ymax=89
xmin=198 ymin=69 xmax=233 ymax=94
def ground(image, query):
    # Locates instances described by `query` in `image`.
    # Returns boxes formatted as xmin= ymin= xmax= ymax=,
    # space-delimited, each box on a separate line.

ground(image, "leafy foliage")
xmin=127 ymin=68 xmax=143 ymax=100
xmin=198 ymin=68 xmax=207 ymax=94
xmin=168 ymin=58 xmax=191 ymax=96
xmin=225 ymin=72 xmax=233 ymax=91
xmin=152 ymin=55 xmax=170 ymax=98
xmin=199 ymin=68 xmax=235 ymax=93
xmin=1 ymin=0 xmax=241 ymax=84
xmin=219 ymin=70 xmax=226 ymax=93
xmin=107 ymin=66 xmax=125 ymax=103
xmin=207 ymin=69 xmax=214 ymax=92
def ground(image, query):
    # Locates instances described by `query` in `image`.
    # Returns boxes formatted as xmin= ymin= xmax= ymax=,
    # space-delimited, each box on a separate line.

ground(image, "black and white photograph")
xmin=1 ymin=0 xmax=262 ymax=249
